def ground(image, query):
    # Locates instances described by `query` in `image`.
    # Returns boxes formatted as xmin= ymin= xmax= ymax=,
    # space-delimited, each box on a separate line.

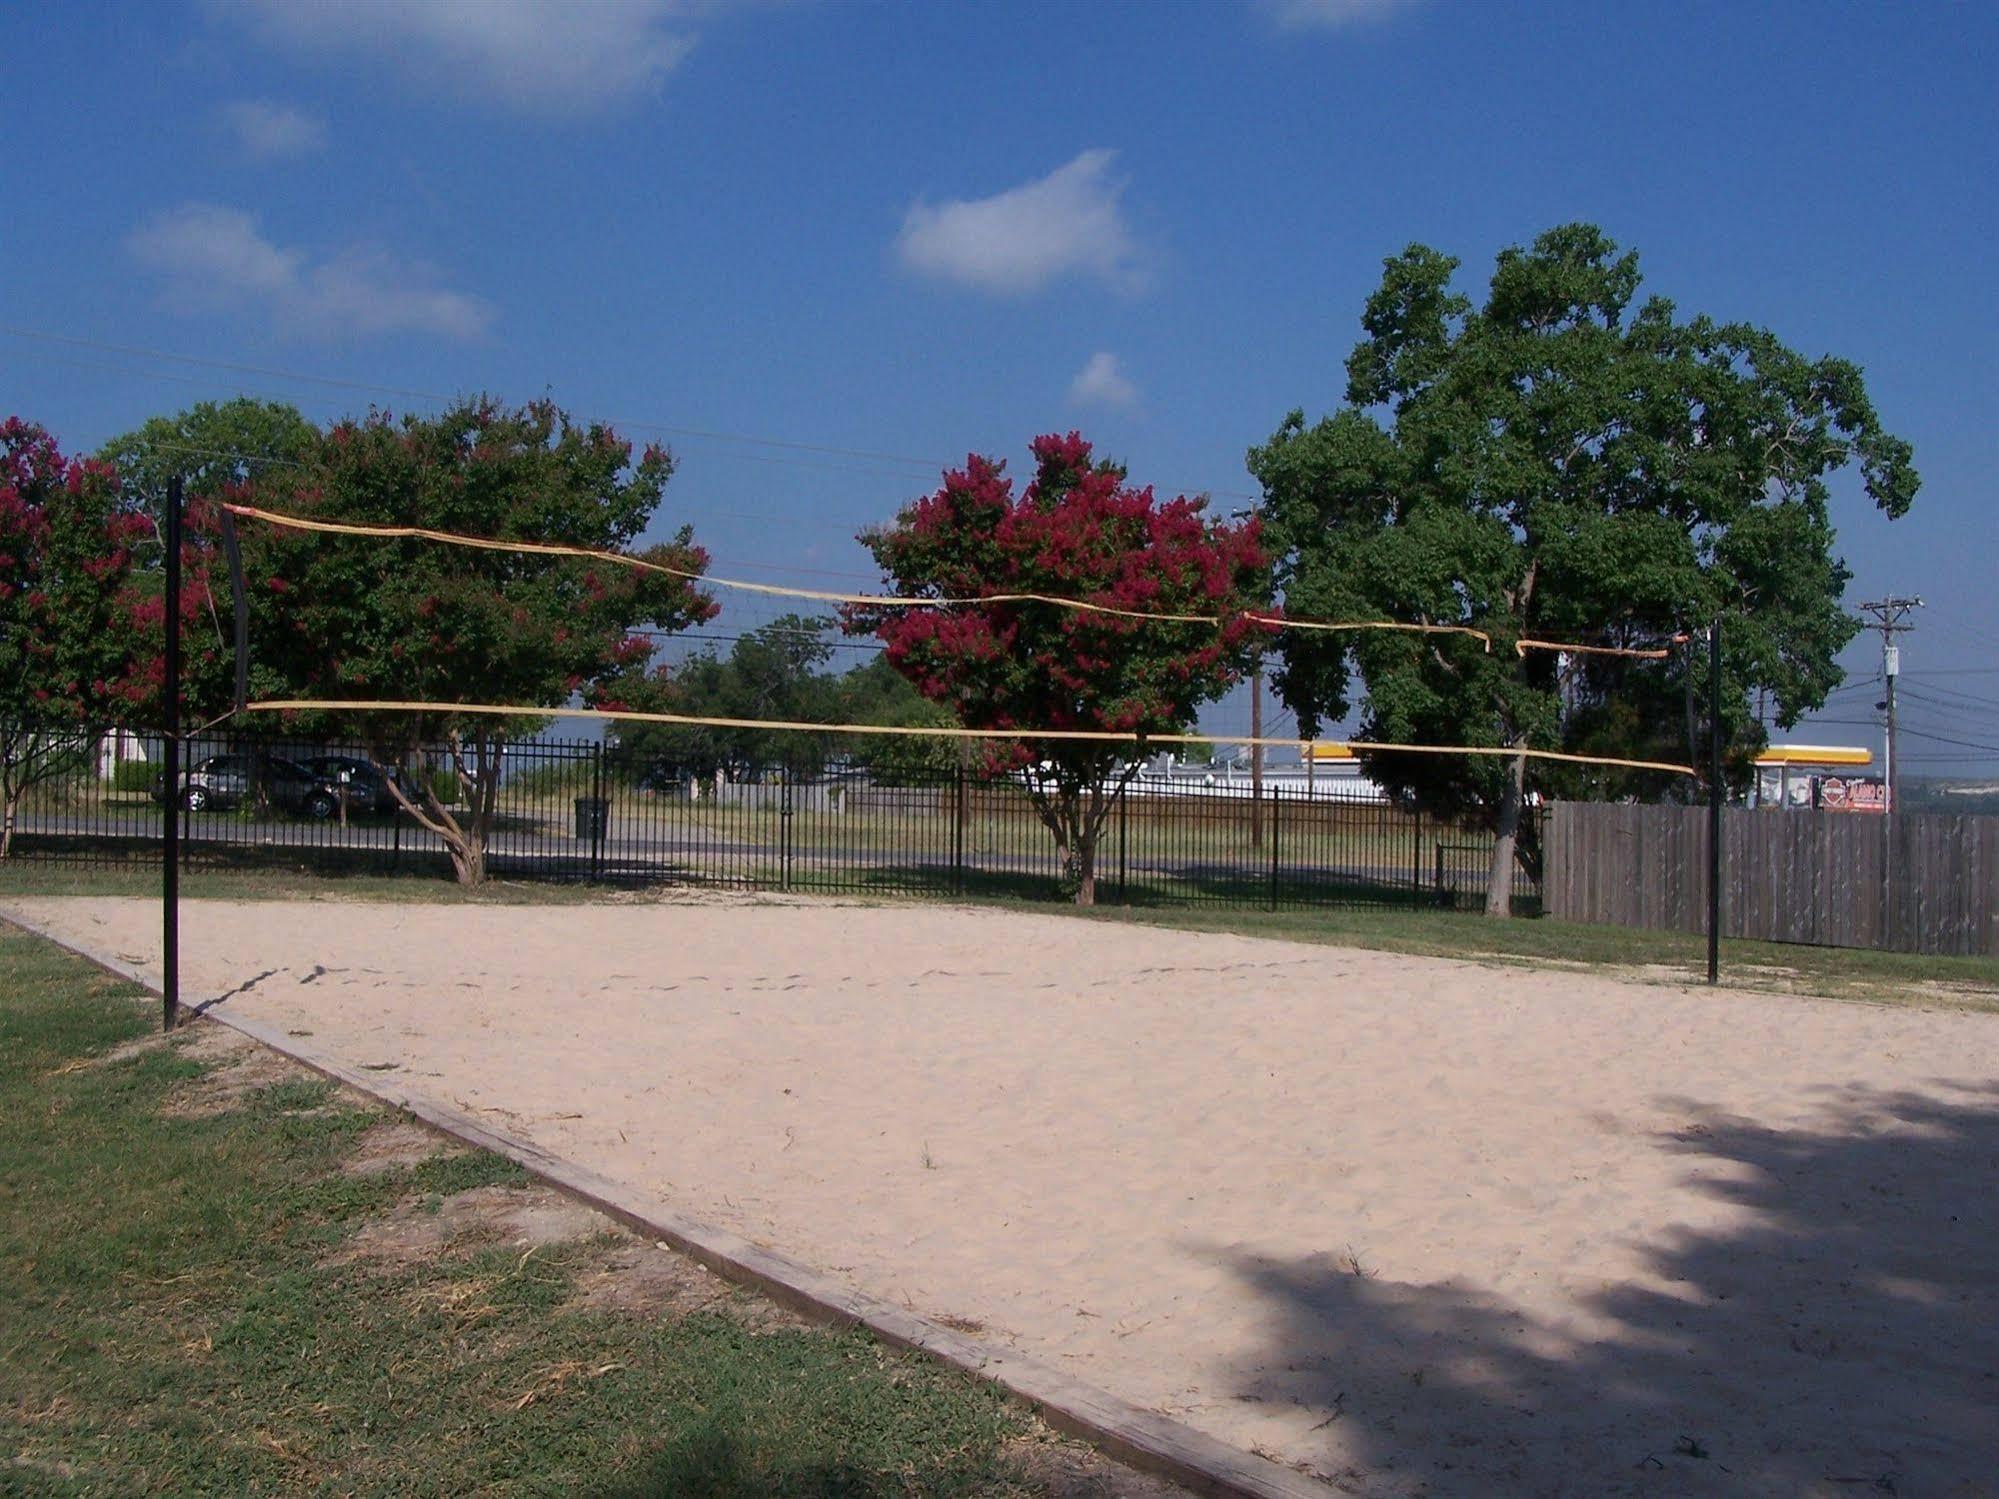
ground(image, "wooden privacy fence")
xmin=1543 ymin=803 xmax=1999 ymax=956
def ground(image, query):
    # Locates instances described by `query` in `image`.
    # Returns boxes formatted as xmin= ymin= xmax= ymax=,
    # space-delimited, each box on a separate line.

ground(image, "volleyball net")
xmin=216 ymin=502 xmax=1698 ymax=780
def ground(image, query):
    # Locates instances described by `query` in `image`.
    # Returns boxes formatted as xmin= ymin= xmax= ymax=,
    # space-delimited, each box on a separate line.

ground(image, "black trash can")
xmin=574 ymin=797 xmax=609 ymax=840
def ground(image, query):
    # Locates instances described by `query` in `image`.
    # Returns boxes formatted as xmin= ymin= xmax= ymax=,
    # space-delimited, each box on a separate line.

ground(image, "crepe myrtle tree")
xmin=1251 ymin=224 xmax=1917 ymax=916
xmin=0 ymin=419 xmax=156 ymax=857
xmin=240 ymin=398 xmax=717 ymax=884
xmin=846 ymin=433 xmax=1268 ymax=905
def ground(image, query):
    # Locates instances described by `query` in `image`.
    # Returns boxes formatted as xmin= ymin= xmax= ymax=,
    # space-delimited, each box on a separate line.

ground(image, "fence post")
xmin=1118 ymin=781 xmax=1129 ymax=905
xmin=952 ymin=763 xmax=966 ymax=897
xmin=780 ymin=775 xmax=793 ymax=892
xmin=1268 ymin=789 xmax=1281 ymax=912
xmin=590 ymin=741 xmax=605 ymax=882
xmin=1411 ymin=807 xmax=1423 ymax=898
xmin=1435 ymin=842 xmax=1446 ymax=908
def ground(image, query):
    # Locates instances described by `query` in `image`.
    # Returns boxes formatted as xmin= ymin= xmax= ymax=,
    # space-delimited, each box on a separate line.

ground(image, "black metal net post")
xmin=160 ymin=476 xmax=182 ymax=1032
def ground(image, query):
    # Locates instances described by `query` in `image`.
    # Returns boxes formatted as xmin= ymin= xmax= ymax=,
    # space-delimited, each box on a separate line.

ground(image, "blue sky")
xmin=2 ymin=0 xmax=1994 ymax=770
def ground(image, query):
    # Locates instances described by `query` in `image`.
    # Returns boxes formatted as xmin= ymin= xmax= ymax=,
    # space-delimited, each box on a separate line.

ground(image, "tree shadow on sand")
xmin=1215 ymin=1081 xmax=1999 ymax=1497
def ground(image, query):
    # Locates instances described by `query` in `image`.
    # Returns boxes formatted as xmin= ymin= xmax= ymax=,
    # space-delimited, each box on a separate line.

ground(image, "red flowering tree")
xmin=241 ymin=398 xmax=717 ymax=884
xmin=0 ymin=419 xmax=152 ymax=857
xmin=847 ymin=433 xmax=1268 ymax=904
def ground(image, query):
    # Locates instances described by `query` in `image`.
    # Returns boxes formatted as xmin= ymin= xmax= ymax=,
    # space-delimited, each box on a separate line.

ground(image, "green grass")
xmin=0 ymin=928 xmax=1088 ymax=1497
xmin=1019 ymin=899 xmax=1999 ymax=1009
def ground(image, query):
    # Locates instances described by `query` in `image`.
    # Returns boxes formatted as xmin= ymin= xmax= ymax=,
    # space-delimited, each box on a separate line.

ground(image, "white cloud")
xmin=219 ymin=100 xmax=328 ymax=160
xmin=1068 ymin=352 xmax=1139 ymax=410
xmin=896 ymin=150 xmax=1146 ymax=296
xmin=129 ymin=204 xmax=493 ymax=341
xmin=212 ymin=0 xmax=698 ymax=113
xmin=1260 ymin=0 xmax=1418 ymax=30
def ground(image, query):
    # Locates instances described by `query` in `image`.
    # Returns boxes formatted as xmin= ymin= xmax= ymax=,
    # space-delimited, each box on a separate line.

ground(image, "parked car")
xmin=299 ymin=755 xmax=412 ymax=816
xmin=153 ymin=754 xmax=340 ymax=820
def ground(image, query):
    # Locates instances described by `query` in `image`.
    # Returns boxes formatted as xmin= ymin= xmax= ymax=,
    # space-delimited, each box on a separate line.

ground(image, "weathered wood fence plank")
xmin=1544 ymin=804 xmax=1998 ymax=956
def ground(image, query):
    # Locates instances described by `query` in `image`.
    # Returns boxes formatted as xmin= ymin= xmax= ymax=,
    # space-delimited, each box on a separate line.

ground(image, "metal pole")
xmin=162 ymin=477 xmax=182 ymax=1032
xmin=1707 ymin=618 xmax=1723 ymax=986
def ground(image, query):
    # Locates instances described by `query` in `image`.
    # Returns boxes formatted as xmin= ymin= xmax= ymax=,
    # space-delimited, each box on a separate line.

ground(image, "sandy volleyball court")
xmin=9 ymin=895 xmax=1996 ymax=1497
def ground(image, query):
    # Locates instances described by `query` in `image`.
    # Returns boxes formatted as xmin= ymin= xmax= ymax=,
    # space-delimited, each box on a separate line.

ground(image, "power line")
xmin=1894 ymin=725 xmax=1999 ymax=753
xmin=1900 ymin=683 xmax=1999 ymax=713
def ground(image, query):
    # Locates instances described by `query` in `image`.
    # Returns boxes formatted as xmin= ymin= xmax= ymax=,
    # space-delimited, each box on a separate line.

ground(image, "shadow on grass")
xmin=1214 ymin=1082 xmax=1999 ymax=1496
xmin=601 ymin=1422 xmax=895 ymax=1498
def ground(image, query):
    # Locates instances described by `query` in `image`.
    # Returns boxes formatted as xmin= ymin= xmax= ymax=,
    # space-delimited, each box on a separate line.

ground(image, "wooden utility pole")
xmin=1855 ymin=596 xmax=1921 ymax=814
xmin=1706 ymin=619 xmax=1722 ymax=985
xmin=1857 ymin=595 xmax=1922 ymax=936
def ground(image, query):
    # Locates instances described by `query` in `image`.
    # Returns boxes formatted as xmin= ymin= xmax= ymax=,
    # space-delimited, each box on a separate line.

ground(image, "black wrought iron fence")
xmin=0 ymin=726 xmax=1541 ymax=912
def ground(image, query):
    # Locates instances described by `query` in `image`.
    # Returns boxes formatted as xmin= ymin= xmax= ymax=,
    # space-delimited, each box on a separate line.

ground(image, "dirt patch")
xmin=1915 ymin=977 xmax=1999 ymax=1007
xmin=329 ymin=1182 xmax=808 ymax=1333
xmin=160 ymin=1021 xmax=298 ymax=1116
xmin=342 ymin=1117 xmax=463 ymax=1176
xmin=333 ymin=1181 xmax=604 ymax=1268
xmin=1000 ymin=1431 xmax=1191 ymax=1498
xmin=44 ymin=1030 xmax=174 ymax=1077
xmin=566 ymin=1235 xmax=805 ymax=1333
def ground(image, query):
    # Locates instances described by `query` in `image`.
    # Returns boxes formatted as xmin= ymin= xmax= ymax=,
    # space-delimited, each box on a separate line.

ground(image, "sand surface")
xmin=10 ymin=895 xmax=1997 ymax=1497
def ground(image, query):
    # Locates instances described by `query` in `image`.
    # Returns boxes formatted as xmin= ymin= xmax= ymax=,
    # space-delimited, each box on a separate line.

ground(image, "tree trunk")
xmin=0 ymin=793 xmax=17 ymax=860
xmin=1072 ymin=834 xmax=1097 ymax=906
xmin=446 ymin=835 xmax=486 ymax=886
xmin=1484 ymin=750 xmax=1527 ymax=918
xmin=374 ymin=740 xmax=494 ymax=887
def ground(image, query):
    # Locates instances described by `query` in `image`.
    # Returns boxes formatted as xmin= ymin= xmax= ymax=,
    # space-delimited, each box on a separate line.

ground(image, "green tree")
xmin=1250 ymin=224 xmax=1916 ymax=915
xmin=98 ymin=398 xmax=319 ymax=526
xmin=833 ymin=654 xmax=959 ymax=785
xmin=243 ymin=398 xmax=716 ymax=883
xmin=612 ymin=614 xmax=844 ymax=782
xmin=614 ymin=629 xmax=962 ymax=788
